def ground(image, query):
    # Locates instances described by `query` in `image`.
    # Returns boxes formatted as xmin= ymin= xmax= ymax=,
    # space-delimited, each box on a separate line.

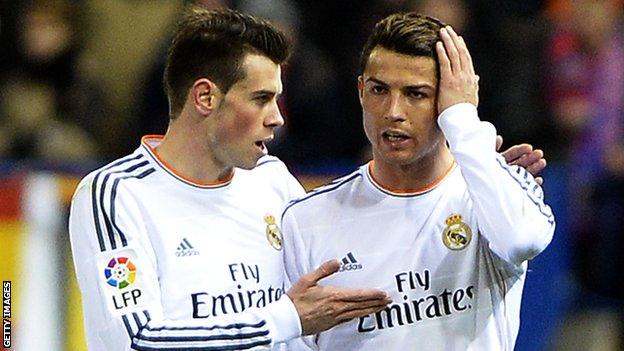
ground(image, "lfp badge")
xmin=104 ymin=257 xmax=137 ymax=289
xmin=102 ymin=256 xmax=142 ymax=311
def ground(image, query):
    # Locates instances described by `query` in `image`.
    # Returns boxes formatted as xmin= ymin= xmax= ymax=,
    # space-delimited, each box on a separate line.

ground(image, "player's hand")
xmin=287 ymin=259 xmax=391 ymax=335
xmin=496 ymin=135 xmax=546 ymax=185
xmin=436 ymin=26 xmax=479 ymax=114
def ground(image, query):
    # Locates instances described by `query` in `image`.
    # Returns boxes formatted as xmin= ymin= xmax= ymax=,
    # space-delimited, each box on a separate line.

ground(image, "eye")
xmin=254 ymin=95 xmax=272 ymax=105
xmin=407 ymin=90 xmax=427 ymax=99
xmin=370 ymin=85 xmax=387 ymax=95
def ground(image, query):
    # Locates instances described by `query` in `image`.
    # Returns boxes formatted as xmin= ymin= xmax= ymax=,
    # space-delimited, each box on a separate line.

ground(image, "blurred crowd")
xmin=0 ymin=0 xmax=622 ymax=349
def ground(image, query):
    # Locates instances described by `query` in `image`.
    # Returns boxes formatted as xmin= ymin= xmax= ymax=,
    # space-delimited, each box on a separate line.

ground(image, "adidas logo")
xmin=175 ymin=238 xmax=200 ymax=257
xmin=339 ymin=252 xmax=362 ymax=272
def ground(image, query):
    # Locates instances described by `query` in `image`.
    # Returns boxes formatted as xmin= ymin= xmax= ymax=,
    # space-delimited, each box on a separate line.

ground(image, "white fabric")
xmin=281 ymin=103 xmax=555 ymax=351
xmin=70 ymin=136 xmax=305 ymax=350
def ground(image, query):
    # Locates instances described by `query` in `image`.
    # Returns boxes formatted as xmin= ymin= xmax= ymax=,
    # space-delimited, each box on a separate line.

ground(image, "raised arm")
xmin=435 ymin=26 xmax=555 ymax=266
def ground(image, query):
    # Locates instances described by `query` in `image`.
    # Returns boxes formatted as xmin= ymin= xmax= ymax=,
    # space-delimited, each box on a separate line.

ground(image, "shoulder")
xmin=254 ymin=155 xmax=291 ymax=175
xmin=247 ymin=155 xmax=298 ymax=184
xmin=256 ymin=155 xmax=284 ymax=168
xmin=283 ymin=167 xmax=363 ymax=216
xmin=73 ymin=150 xmax=158 ymax=200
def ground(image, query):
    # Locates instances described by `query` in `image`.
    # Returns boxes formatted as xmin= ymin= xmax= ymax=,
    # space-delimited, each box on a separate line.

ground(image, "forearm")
xmin=438 ymin=103 xmax=555 ymax=265
xmin=118 ymin=298 xmax=300 ymax=350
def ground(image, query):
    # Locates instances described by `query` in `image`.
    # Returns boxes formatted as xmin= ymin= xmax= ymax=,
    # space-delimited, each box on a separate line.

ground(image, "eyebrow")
xmin=365 ymin=77 xmax=434 ymax=91
xmin=252 ymin=89 xmax=281 ymax=97
xmin=365 ymin=77 xmax=389 ymax=86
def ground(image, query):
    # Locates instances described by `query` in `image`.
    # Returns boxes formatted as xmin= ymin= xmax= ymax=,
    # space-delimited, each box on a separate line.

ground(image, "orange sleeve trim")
xmin=141 ymin=135 xmax=234 ymax=188
xmin=367 ymin=160 xmax=456 ymax=196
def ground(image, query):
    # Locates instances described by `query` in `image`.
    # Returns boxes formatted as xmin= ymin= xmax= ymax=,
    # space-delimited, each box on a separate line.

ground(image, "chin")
xmin=237 ymin=162 xmax=257 ymax=170
xmin=377 ymin=149 xmax=419 ymax=166
xmin=236 ymin=157 xmax=262 ymax=170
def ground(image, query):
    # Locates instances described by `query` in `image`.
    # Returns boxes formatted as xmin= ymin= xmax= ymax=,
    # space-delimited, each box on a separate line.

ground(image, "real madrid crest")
xmin=264 ymin=214 xmax=283 ymax=251
xmin=442 ymin=214 xmax=472 ymax=250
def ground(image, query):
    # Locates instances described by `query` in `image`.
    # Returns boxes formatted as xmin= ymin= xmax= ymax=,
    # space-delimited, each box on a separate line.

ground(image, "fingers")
xmin=436 ymin=26 xmax=478 ymax=111
xmin=436 ymin=41 xmax=451 ymax=78
xmin=458 ymin=36 xmax=475 ymax=75
xmin=510 ymin=149 xmax=543 ymax=169
xmin=332 ymin=287 xmax=390 ymax=302
xmin=527 ymin=157 xmax=547 ymax=176
xmin=335 ymin=302 xmax=390 ymax=321
xmin=336 ymin=295 xmax=391 ymax=309
xmin=496 ymin=135 xmax=503 ymax=151
xmin=291 ymin=283 xmax=391 ymax=334
xmin=535 ymin=177 xmax=544 ymax=186
xmin=440 ymin=26 xmax=474 ymax=75
xmin=299 ymin=260 xmax=340 ymax=288
xmin=440 ymin=27 xmax=461 ymax=73
xmin=501 ymin=146 xmax=547 ymax=178
xmin=445 ymin=27 xmax=470 ymax=73
xmin=332 ymin=290 xmax=391 ymax=320
xmin=501 ymin=144 xmax=533 ymax=163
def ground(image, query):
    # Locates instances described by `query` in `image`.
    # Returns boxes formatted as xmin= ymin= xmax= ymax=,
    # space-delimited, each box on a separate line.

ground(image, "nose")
xmin=265 ymin=101 xmax=285 ymax=128
xmin=385 ymin=94 xmax=406 ymax=122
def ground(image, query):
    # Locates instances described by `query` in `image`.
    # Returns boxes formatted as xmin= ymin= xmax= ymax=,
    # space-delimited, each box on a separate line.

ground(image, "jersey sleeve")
xmin=280 ymin=208 xmax=320 ymax=351
xmin=438 ymin=103 xmax=556 ymax=267
xmin=69 ymin=174 xmax=302 ymax=350
xmin=280 ymin=207 xmax=312 ymax=291
xmin=278 ymin=160 xmax=306 ymax=201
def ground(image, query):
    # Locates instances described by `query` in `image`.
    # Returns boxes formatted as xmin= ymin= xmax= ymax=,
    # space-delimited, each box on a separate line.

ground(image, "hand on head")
xmin=436 ymin=26 xmax=479 ymax=113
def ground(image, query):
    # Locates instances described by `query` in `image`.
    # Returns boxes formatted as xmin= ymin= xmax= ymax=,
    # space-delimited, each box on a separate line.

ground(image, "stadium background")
xmin=0 ymin=0 xmax=622 ymax=350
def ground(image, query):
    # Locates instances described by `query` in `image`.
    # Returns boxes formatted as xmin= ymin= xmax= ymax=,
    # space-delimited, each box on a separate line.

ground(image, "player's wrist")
xmin=262 ymin=295 xmax=303 ymax=344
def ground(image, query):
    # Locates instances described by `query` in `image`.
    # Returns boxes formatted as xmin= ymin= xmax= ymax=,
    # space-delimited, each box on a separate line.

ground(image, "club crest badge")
xmin=442 ymin=214 xmax=472 ymax=250
xmin=264 ymin=214 xmax=283 ymax=251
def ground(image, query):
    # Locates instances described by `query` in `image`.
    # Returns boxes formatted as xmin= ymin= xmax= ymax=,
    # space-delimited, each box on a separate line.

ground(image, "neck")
xmin=370 ymin=143 xmax=454 ymax=193
xmin=155 ymin=115 xmax=234 ymax=184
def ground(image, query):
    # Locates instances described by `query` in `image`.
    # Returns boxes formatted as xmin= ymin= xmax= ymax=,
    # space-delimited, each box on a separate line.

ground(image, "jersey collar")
xmin=141 ymin=135 xmax=234 ymax=189
xmin=365 ymin=160 xmax=457 ymax=197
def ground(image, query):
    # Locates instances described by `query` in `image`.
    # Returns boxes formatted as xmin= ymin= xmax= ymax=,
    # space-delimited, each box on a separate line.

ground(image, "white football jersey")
xmin=281 ymin=104 xmax=555 ymax=351
xmin=70 ymin=136 xmax=305 ymax=350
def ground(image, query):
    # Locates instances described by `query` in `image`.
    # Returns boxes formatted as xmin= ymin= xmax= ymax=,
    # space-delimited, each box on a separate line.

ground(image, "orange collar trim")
xmin=141 ymin=135 xmax=234 ymax=189
xmin=366 ymin=160 xmax=457 ymax=197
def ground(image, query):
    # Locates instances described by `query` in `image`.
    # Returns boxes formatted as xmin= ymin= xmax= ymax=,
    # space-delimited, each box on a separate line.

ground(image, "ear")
xmin=357 ymin=76 xmax=365 ymax=102
xmin=191 ymin=78 xmax=218 ymax=116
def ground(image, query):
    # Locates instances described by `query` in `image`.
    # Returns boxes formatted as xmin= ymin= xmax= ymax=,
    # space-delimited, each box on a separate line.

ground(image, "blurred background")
xmin=0 ymin=0 xmax=622 ymax=350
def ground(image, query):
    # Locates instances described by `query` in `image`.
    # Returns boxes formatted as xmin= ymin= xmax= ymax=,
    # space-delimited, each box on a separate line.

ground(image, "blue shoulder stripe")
xmin=109 ymin=167 xmax=156 ymax=247
xmin=93 ymin=153 xmax=156 ymax=252
xmin=99 ymin=160 xmax=150 ymax=250
xmin=91 ymin=153 xmax=143 ymax=252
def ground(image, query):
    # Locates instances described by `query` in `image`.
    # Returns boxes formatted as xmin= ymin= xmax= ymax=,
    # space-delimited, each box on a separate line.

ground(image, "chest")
xmin=306 ymin=195 xmax=482 ymax=295
xmin=138 ymin=186 xmax=289 ymax=316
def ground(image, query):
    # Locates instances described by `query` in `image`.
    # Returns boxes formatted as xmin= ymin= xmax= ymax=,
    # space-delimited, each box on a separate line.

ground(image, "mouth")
xmin=382 ymin=130 xmax=410 ymax=142
xmin=254 ymin=136 xmax=274 ymax=153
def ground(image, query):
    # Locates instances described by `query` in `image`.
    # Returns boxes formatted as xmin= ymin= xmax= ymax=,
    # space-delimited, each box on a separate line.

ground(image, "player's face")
xmin=210 ymin=54 xmax=284 ymax=169
xmin=359 ymin=47 xmax=444 ymax=167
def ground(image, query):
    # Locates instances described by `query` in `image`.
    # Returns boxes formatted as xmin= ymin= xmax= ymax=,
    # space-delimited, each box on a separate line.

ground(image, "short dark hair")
xmin=164 ymin=7 xmax=290 ymax=118
xmin=360 ymin=12 xmax=447 ymax=74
